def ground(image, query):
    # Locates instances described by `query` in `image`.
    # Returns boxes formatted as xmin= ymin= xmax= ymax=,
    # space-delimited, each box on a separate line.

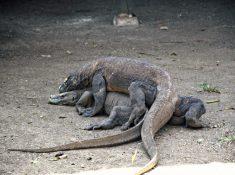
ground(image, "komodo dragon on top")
xmin=9 ymin=57 xmax=206 ymax=175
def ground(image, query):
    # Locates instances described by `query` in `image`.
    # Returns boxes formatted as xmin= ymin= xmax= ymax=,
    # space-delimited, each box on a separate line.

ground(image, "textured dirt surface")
xmin=0 ymin=0 xmax=234 ymax=174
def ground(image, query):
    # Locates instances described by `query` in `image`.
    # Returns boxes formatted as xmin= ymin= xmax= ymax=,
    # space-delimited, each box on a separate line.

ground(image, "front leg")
xmin=121 ymin=82 xmax=147 ymax=130
xmin=75 ymin=91 xmax=93 ymax=115
xmin=82 ymin=73 xmax=106 ymax=117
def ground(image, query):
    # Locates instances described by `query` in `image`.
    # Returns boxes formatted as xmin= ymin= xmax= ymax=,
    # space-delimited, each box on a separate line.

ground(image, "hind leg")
xmin=84 ymin=106 xmax=133 ymax=130
xmin=121 ymin=82 xmax=148 ymax=131
xmin=170 ymin=96 xmax=206 ymax=128
xmin=185 ymin=102 xmax=206 ymax=128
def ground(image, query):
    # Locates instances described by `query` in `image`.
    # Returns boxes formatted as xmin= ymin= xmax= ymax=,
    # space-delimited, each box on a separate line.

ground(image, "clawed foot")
xmin=78 ymin=108 xmax=94 ymax=117
xmin=84 ymin=124 xmax=101 ymax=130
xmin=185 ymin=117 xmax=203 ymax=128
xmin=120 ymin=122 xmax=130 ymax=131
xmin=134 ymin=116 xmax=141 ymax=125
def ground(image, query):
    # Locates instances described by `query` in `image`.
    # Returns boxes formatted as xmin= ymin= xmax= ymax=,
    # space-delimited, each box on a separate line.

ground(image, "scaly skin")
xmin=47 ymin=91 xmax=205 ymax=129
xmin=8 ymin=57 xmax=181 ymax=175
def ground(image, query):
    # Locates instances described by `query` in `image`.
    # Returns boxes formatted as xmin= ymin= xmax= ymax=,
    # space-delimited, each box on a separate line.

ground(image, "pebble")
xmin=59 ymin=155 xmax=67 ymax=159
xmin=197 ymin=138 xmax=204 ymax=144
xmin=160 ymin=26 xmax=168 ymax=30
xmin=55 ymin=152 xmax=64 ymax=157
xmin=87 ymin=157 xmax=92 ymax=161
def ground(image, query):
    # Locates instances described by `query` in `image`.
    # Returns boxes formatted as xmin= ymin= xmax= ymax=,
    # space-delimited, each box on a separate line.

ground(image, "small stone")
xmin=34 ymin=28 xmax=41 ymax=32
xmin=58 ymin=116 xmax=67 ymax=119
xmin=81 ymin=164 xmax=85 ymax=168
xmin=50 ymin=157 xmax=59 ymax=161
xmin=30 ymin=159 xmax=38 ymax=164
xmin=212 ymin=124 xmax=218 ymax=128
xmin=71 ymin=163 xmax=75 ymax=165
xmin=55 ymin=152 xmax=64 ymax=157
xmin=87 ymin=157 xmax=92 ymax=161
xmin=41 ymin=54 xmax=51 ymax=58
xmin=66 ymin=50 xmax=72 ymax=55
xmin=170 ymin=52 xmax=177 ymax=56
xmin=160 ymin=26 xmax=168 ymax=30
xmin=59 ymin=154 xmax=67 ymax=159
xmin=197 ymin=138 xmax=204 ymax=144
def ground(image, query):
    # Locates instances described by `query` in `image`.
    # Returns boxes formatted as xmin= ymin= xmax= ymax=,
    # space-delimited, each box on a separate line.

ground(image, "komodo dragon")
xmin=9 ymin=57 xmax=206 ymax=175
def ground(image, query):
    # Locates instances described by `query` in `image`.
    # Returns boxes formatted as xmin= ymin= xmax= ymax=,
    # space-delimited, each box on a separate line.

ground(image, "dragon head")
xmin=49 ymin=91 xmax=80 ymax=106
xmin=59 ymin=72 xmax=90 ymax=93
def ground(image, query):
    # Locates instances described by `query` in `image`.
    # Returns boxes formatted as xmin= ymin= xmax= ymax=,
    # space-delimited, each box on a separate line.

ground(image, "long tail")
xmin=135 ymin=73 xmax=178 ymax=175
xmin=8 ymin=119 xmax=143 ymax=153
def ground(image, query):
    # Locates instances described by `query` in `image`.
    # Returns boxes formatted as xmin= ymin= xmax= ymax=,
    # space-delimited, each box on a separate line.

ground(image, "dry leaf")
xmin=131 ymin=149 xmax=138 ymax=164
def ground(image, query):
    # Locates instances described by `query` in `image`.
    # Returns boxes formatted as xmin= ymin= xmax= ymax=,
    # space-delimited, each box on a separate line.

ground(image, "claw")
xmin=134 ymin=117 xmax=140 ymax=125
xmin=120 ymin=123 xmax=130 ymax=131
xmin=82 ymin=108 xmax=94 ymax=117
xmin=84 ymin=124 xmax=101 ymax=130
xmin=83 ymin=125 xmax=93 ymax=130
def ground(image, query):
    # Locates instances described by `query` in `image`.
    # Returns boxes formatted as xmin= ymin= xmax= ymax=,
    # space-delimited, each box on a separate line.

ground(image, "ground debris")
xmin=206 ymin=99 xmax=220 ymax=104
xmin=30 ymin=159 xmax=39 ymax=164
xmin=219 ymin=136 xmax=235 ymax=143
xmin=131 ymin=149 xmax=138 ymax=164
xmin=160 ymin=26 xmax=168 ymax=30
xmin=58 ymin=116 xmax=67 ymax=119
xmin=66 ymin=50 xmax=72 ymax=55
xmin=197 ymin=138 xmax=204 ymax=144
xmin=87 ymin=156 xmax=92 ymax=161
xmin=170 ymin=52 xmax=177 ymax=56
xmin=50 ymin=152 xmax=67 ymax=161
xmin=41 ymin=54 xmax=51 ymax=58
xmin=219 ymin=106 xmax=235 ymax=111
xmin=199 ymin=83 xmax=221 ymax=93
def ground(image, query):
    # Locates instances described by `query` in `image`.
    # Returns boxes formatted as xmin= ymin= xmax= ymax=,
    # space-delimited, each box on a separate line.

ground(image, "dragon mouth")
xmin=48 ymin=91 xmax=79 ymax=106
xmin=49 ymin=94 xmax=64 ymax=105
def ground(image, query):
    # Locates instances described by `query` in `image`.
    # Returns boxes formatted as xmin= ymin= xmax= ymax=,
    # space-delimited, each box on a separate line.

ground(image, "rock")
xmin=87 ymin=157 xmax=92 ymax=161
xmin=55 ymin=152 xmax=64 ymax=157
xmin=66 ymin=50 xmax=72 ymax=55
xmin=59 ymin=154 xmax=67 ymax=159
xmin=113 ymin=13 xmax=139 ymax=26
xmin=197 ymin=138 xmax=204 ymax=144
xmin=160 ymin=26 xmax=168 ymax=30
xmin=170 ymin=52 xmax=177 ymax=56
xmin=41 ymin=54 xmax=51 ymax=58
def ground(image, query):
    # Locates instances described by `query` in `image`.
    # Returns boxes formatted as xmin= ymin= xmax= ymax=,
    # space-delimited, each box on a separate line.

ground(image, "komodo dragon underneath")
xmin=47 ymin=90 xmax=205 ymax=130
xmin=9 ymin=57 xmax=206 ymax=175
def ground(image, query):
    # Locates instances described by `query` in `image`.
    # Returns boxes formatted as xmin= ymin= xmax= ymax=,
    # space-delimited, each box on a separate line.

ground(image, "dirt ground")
xmin=0 ymin=0 xmax=234 ymax=174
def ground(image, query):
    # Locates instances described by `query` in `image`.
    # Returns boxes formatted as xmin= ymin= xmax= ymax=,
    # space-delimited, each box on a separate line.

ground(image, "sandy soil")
xmin=0 ymin=0 xmax=234 ymax=174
